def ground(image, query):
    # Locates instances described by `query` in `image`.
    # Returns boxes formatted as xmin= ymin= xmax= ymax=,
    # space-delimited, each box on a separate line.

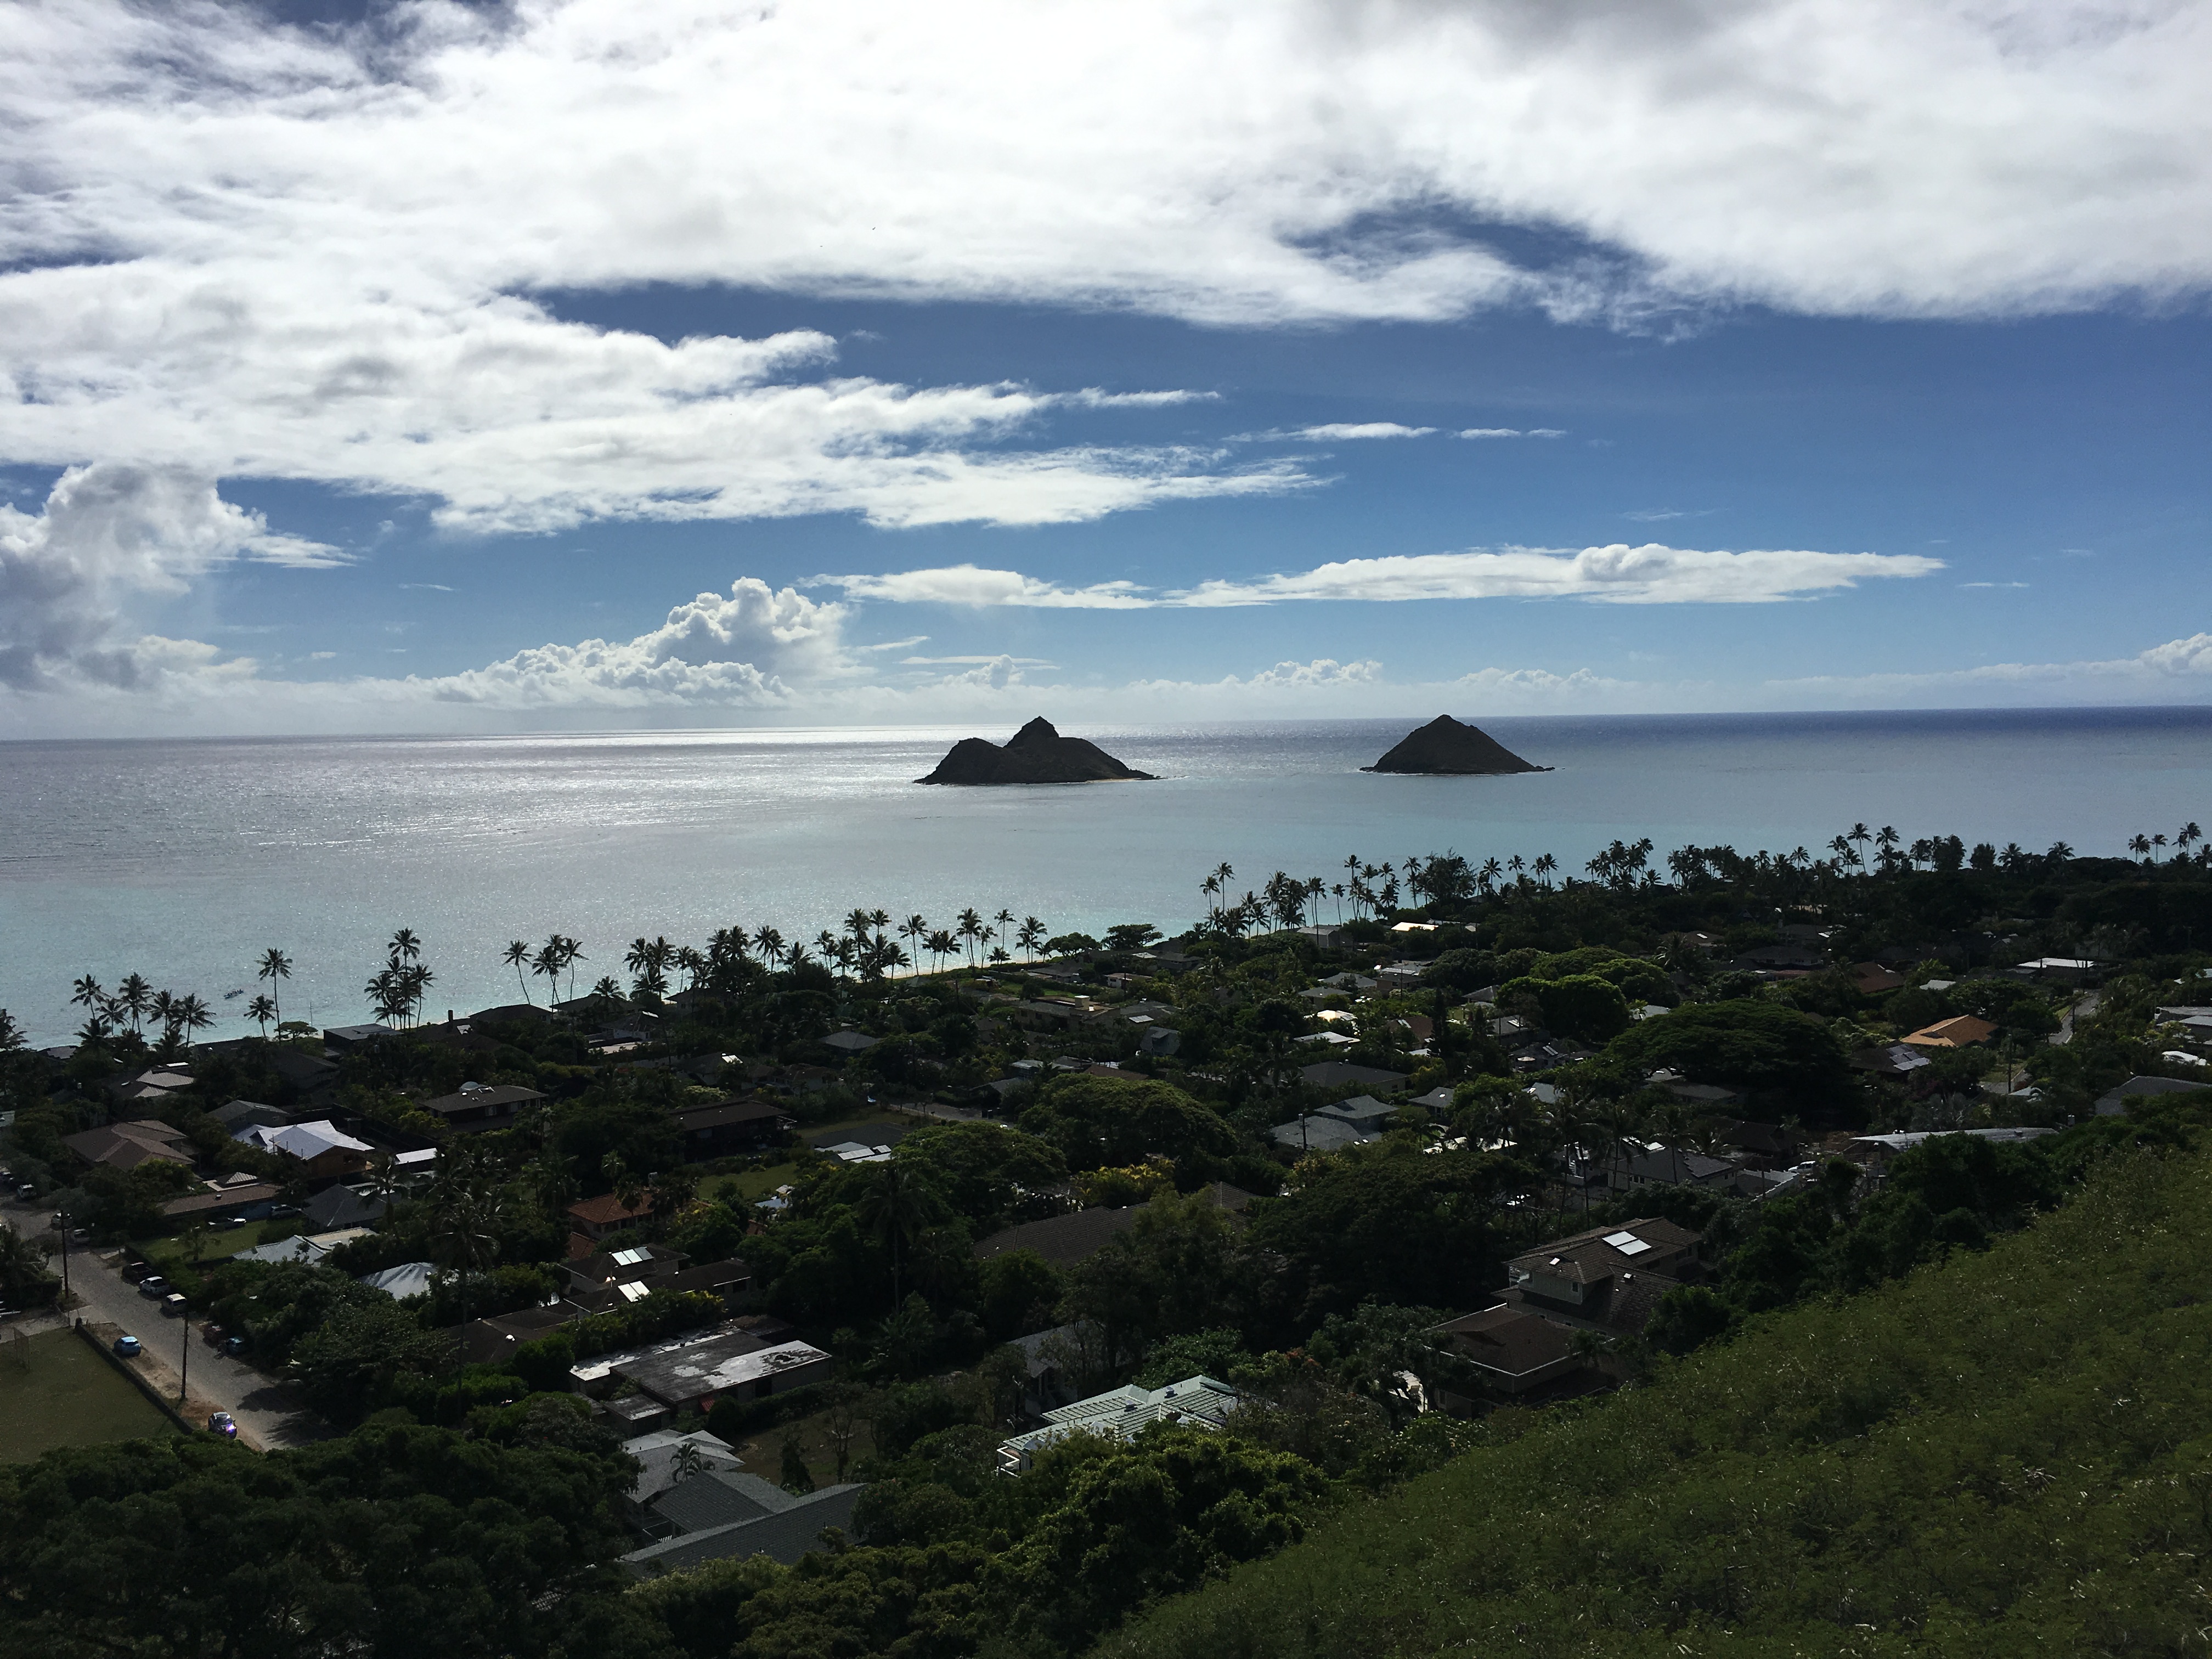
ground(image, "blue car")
xmin=113 ymin=1335 xmax=142 ymax=1358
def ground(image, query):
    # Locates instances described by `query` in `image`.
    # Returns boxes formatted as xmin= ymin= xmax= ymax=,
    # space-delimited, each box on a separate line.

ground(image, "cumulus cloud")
xmin=819 ymin=544 xmax=1942 ymax=610
xmin=420 ymin=580 xmax=852 ymax=708
xmin=0 ymin=464 xmax=338 ymax=691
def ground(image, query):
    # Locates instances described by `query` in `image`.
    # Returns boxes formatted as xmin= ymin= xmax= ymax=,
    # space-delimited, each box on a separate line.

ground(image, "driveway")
xmin=1 ymin=1199 xmax=330 ymax=1453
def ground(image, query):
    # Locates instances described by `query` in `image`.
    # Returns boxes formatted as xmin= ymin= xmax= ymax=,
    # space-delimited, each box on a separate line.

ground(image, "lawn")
xmin=136 ymin=1221 xmax=271 ymax=1271
xmin=716 ymin=1398 xmax=876 ymax=1489
xmin=699 ymin=1164 xmax=800 ymax=1204
xmin=0 ymin=1328 xmax=176 ymax=1462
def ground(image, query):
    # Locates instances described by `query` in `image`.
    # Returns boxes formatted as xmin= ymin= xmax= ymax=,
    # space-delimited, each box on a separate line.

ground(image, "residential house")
xmin=671 ymin=1098 xmax=794 ymax=1159
xmin=1659 ymin=1081 xmax=1741 ymax=1109
xmin=621 ymin=1472 xmax=865 ymax=1574
xmin=210 ymin=1098 xmax=294 ymax=1133
xmin=321 ymin=1023 xmax=396 ymax=1052
xmin=2094 ymin=1075 xmax=2209 ymax=1116
xmin=621 ymin=1429 xmax=747 ymax=1504
xmin=360 ymin=1261 xmax=436 ymax=1299
xmin=418 ymin=1081 xmax=545 ymax=1133
xmin=997 ymin=1374 xmax=1238 ymax=1474
xmin=1503 ymin=1218 xmax=1702 ymax=1336
xmin=613 ymin=1334 xmax=833 ymax=1411
xmin=1714 ymin=1119 xmax=1802 ymax=1169
xmin=234 ymin=1227 xmax=371 ymax=1266
xmin=302 ymin=1182 xmax=385 ymax=1231
xmin=566 ymin=1243 xmax=751 ymax=1313
xmin=1850 ymin=962 xmax=1908 ymax=996
xmin=111 ymin=1068 xmax=198 ymax=1108
xmin=1268 ymin=1114 xmax=1376 ymax=1154
xmin=1610 ymin=1147 xmax=1736 ymax=1193
xmin=1850 ymin=1043 xmax=1934 ymax=1079
xmin=567 ymin=1192 xmax=655 ymax=1244
xmin=1427 ymin=1305 xmax=1589 ymax=1400
xmin=159 ymin=1177 xmax=284 ymax=1222
xmin=1900 ymin=1015 xmax=1998 ymax=1049
xmin=1844 ymin=1127 xmax=2057 ymax=1170
xmin=973 ymin=1207 xmax=1141 ymax=1268
xmin=819 ymin=1029 xmax=879 ymax=1056
xmin=1729 ymin=943 xmax=1827 ymax=975
xmin=2013 ymin=957 xmax=2103 ymax=984
xmin=262 ymin=1045 xmax=341 ymax=1100
xmin=62 ymin=1119 xmax=196 ymax=1172
xmin=232 ymin=1119 xmax=374 ymax=1182
xmin=1299 ymin=1059 xmax=1409 ymax=1092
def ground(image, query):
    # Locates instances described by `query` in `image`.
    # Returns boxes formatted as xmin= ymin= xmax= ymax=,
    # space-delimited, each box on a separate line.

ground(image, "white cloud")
xmin=0 ymin=464 xmax=338 ymax=691
xmin=420 ymin=580 xmax=853 ymax=708
xmin=1173 ymin=544 xmax=1941 ymax=606
xmin=0 ymin=0 xmax=2199 ymax=538
xmin=1456 ymin=427 xmax=1568 ymax=439
xmin=828 ymin=544 xmax=1942 ymax=611
xmin=1772 ymin=631 xmax=2212 ymax=698
xmin=1282 ymin=423 xmax=1437 ymax=441
xmin=816 ymin=564 xmax=1154 ymax=610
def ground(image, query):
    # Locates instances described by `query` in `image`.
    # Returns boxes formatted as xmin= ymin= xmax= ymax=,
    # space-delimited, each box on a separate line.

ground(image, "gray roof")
xmin=623 ymin=1483 xmax=864 ymax=1575
xmin=1269 ymin=1115 xmax=1375 ymax=1153
xmin=650 ymin=1467 xmax=793 ymax=1533
xmin=974 ymin=1206 xmax=1141 ymax=1266
xmin=2095 ymin=1075 xmax=2209 ymax=1114
xmin=303 ymin=1184 xmax=382 ymax=1231
xmin=1299 ymin=1059 xmax=1409 ymax=1090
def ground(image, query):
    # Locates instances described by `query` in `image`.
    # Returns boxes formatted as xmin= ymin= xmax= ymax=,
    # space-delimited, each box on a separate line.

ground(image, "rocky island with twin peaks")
xmin=1363 ymin=714 xmax=1549 ymax=775
xmin=916 ymin=717 xmax=1157 ymax=785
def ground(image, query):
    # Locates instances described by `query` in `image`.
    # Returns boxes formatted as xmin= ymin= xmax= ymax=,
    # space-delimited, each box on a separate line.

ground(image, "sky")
xmin=1 ymin=0 xmax=2208 ymax=737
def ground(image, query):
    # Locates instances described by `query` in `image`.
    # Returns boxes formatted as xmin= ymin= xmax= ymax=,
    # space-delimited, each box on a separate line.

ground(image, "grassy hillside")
xmin=1104 ymin=1146 xmax=2212 ymax=1658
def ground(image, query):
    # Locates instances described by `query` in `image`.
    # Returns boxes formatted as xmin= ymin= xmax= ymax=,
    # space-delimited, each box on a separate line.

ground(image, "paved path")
xmin=1 ymin=1199 xmax=330 ymax=1452
xmin=2051 ymin=991 xmax=2101 ymax=1047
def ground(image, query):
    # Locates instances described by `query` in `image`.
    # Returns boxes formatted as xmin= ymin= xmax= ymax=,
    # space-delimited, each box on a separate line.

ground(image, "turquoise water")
xmin=3 ymin=707 xmax=2208 ymax=1045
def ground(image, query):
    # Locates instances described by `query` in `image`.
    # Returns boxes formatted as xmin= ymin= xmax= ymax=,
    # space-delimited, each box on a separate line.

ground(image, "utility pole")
xmin=179 ymin=1312 xmax=190 ymax=1404
xmin=57 ymin=1207 xmax=69 ymax=1308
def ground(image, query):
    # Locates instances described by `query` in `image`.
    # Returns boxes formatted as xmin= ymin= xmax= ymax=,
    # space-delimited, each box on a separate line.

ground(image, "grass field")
xmin=699 ymin=1163 xmax=800 ymax=1204
xmin=135 ymin=1222 xmax=270 ymax=1271
xmin=0 ymin=1328 xmax=176 ymax=1462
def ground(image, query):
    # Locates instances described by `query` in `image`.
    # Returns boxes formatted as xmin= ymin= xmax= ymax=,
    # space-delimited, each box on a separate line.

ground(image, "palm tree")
xmin=2181 ymin=822 xmax=2204 ymax=858
xmin=754 ymin=926 xmax=786 ymax=969
xmin=75 ymin=1013 xmax=113 ymax=1056
xmin=956 ymin=907 xmax=984 ymax=969
xmin=246 ymin=994 xmax=276 ymax=1036
xmin=388 ymin=928 xmax=421 ymax=965
xmin=1200 ymin=873 xmax=1220 ymax=918
xmin=70 ymin=975 xmax=106 ymax=1017
xmin=900 ymin=913 xmax=929 ymax=967
xmin=256 ymin=948 xmax=292 ymax=1020
xmin=365 ymin=1150 xmax=404 ymax=1224
xmin=854 ymin=1161 xmax=943 ymax=1306
xmin=2129 ymin=833 xmax=2153 ymax=861
xmin=1018 ymin=917 xmax=1045 ymax=962
xmin=149 ymin=989 xmax=178 ymax=1039
xmin=175 ymin=994 xmax=213 ymax=1051
xmin=430 ymin=1172 xmax=504 ymax=1332
xmin=115 ymin=973 xmax=152 ymax=1036
xmin=1848 ymin=822 xmax=1872 ymax=872
xmin=1533 ymin=853 xmax=1557 ymax=889
xmin=504 ymin=940 xmax=534 ymax=1005
xmin=1875 ymin=825 xmax=1900 ymax=869
xmin=2153 ymin=833 xmax=2169 ymax=861
xmin=926 ymin=929 xmax=957 ymax=973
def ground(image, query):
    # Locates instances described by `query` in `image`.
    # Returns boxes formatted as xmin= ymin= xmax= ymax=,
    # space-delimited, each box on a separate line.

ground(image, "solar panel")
xmin=611 ymin=1246 xmax=651 ymax=1266
xmin=1604 ymin=1231 xmax=1653 ymax=1256
xmin=617 ymin=1280 xmax=651 ymax=1302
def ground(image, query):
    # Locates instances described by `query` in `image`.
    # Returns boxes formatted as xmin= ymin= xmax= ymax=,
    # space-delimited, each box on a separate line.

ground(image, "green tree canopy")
xmin=1019 ymin=1075 xmax=1237 ymax=1172
xmin=1602 ymin=997 xmax=1855 ymax=1115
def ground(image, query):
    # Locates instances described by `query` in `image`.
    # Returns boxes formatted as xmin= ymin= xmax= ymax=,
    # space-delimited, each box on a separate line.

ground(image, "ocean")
xmin=3 ymin=706 xmax=2208 ymax=1046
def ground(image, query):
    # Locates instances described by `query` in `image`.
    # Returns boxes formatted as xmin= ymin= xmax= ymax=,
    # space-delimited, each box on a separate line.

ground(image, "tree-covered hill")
xmin=1104 ymin=1142 xmax=2212 ymax=1659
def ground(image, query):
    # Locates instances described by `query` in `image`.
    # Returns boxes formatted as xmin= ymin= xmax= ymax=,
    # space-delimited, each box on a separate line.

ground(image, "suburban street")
xmin=1 ymin=1197 xmax=329 ymax=1452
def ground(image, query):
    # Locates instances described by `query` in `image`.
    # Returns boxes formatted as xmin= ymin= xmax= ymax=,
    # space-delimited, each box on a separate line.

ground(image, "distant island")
xmin=916 ymin=716 xmax=1157 ymax=785
xmin=1362 ymin=714 xmax=1549 ymax=775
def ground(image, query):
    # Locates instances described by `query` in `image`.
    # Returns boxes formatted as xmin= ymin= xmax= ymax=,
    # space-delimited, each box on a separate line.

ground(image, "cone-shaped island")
xmin=916 ymin=718 xmax=1157 ymax=785
xmin=1362 ymin=715 xmax=1549 ymax=775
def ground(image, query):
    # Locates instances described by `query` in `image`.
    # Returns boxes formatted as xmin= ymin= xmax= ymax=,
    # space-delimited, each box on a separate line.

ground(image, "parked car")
xmin=223 ymin=1336 xmax=247 ymax=1357
xmin=113 ymin=1335 xmax=142 ymax=1358
xmin=137 ymin=1277 xmax=170 ymax=1299
xmin=15 ymin=1184 xmax=34 ymax=1201
xmin=206 ymin=1411 xmax=237 ymax=1438
xmin=122 ymin=1260 xmax=153 ymax=1284
xmin=161 ymin=1294 xmax=188 ymax=1317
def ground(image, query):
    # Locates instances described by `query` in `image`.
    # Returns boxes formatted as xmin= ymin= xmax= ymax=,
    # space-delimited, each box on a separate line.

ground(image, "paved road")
xmin=2051 ymin=991 xmax=2101 ymax=1047
xmin=1 ymin=1199 xmax=330 ymax=1452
